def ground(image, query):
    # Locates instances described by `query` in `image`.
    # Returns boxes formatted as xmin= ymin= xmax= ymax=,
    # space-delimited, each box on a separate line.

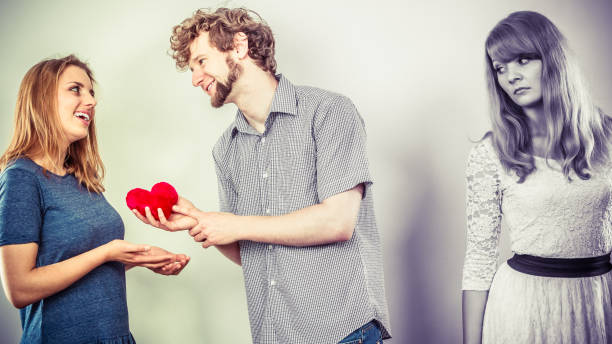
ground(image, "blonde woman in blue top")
xmin=0 ymin=55 xmax=190 ymax=343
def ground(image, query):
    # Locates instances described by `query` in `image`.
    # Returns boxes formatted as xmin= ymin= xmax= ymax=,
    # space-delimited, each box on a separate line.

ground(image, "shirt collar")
xmin=268 ymin=74 xmax=297 ymax=116
xmin=232 ymin=74 xmax=297 ymax=135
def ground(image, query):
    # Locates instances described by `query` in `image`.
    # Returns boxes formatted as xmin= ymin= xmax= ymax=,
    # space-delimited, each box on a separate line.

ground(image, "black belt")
xmin=507 ymin=253 xmax=612 ymax=278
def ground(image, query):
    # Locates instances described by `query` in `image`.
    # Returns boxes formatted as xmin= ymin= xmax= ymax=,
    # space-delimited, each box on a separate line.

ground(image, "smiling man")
xmin=136 ymin=7 xmax=391 ymax=343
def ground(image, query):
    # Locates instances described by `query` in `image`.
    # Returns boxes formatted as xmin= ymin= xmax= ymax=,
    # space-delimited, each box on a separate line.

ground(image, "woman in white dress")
xmin=462 ymin=11 xmax=612 ymax=344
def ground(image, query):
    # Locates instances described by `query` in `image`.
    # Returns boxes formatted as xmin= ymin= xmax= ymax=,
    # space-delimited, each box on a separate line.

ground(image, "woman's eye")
xmin=199 ymin=58 xmax=205 ymax=65
xmin=518 ymin=57 xmax=530 ymax=65
xmin=495 ymin=66 xmax=505 ymax=74
xmin=70 ymin=86 xmax=80 ymax=93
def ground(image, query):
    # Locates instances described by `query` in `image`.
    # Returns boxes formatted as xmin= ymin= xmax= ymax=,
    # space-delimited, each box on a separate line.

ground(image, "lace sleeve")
xmin=462 ymin=141 xmax=503 ymax=290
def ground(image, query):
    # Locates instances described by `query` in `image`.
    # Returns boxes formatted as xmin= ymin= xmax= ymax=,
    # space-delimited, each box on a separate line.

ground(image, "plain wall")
xmin=1 ymin=0 xmax=611 ymax=343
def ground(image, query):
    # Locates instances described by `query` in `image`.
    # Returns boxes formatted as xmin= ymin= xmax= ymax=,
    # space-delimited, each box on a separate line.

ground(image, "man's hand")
xmin=173 ymin=206 xmax=243 ymax=248
xmin=132 ymin=196 xmax=198 ymax=232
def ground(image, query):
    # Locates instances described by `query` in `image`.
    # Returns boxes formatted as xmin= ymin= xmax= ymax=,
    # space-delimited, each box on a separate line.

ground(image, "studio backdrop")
xmin=1 ymin=0 xmax=611 ymax=342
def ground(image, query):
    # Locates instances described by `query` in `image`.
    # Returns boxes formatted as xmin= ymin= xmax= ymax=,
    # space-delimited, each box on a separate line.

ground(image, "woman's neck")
xmin=522 ymin=102 xmax=561 ymax=158
xmin=29 ymin=146 xmax=68 ymax=176
xmin=523 ymin=103 xmax=547 ymax=138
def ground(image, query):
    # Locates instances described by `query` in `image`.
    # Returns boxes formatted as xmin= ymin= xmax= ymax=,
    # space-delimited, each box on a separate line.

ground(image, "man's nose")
xmin=192 ymin=70 xmax=204 ymax=87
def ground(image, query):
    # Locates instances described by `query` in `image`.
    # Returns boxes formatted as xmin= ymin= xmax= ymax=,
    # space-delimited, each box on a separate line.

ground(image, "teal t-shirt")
xmin=0 ymin=158 xmax=134 ymax=344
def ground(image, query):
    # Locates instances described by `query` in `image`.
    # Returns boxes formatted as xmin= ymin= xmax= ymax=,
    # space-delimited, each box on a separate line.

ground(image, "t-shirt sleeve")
xmin=0 ymin=168 xmax=43 ymax=246
xmin=313 ymin=95 xmax=372 ymax=202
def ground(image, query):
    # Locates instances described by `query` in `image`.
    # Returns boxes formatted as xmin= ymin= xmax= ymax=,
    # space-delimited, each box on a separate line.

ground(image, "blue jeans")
xmin=338 ymin=320 xmax=383 ymax=344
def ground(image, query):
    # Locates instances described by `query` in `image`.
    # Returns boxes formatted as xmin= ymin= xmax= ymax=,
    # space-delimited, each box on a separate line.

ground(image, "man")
xmin=134 ymin=7 xmax=390 ymax=343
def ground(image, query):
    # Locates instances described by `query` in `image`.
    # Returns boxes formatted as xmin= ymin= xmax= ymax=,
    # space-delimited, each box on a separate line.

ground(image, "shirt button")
xmin=265 ymin=208 xmax=271 ymax=214
xmin=270 ymin=279 xmax=276 ymax=286
xmin=268 ymin=245 xmax=273 ymax=250
xmin=261 ymin=137 xmax=266 ymax=143
xmin=262 ymin=172 xmax=268 ymax=179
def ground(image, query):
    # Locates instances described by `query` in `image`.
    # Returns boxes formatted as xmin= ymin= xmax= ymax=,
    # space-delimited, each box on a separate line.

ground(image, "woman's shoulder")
xmin=467 ymin=135 xmax=500 ymax=167
xmin=0 ymin=158 xmax=43 ymax=204
xmin=0 ymin=158 xmax=41 ymax=183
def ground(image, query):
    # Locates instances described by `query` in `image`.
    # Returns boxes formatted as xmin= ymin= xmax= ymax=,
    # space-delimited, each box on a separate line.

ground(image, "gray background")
xmin=1 ymin=0 xmax=611 ymax=343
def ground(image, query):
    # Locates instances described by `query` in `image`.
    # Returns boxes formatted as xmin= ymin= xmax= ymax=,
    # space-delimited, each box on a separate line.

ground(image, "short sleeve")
xmin=313 ymin=95 xmax=372 ymax=201
xmin=0 ymin=168 xmax=43 ymax=246
xmin=213 ymin=154 xmax=237 ymax=214
xmin=461 ymin=140 xmax=503 ymax=290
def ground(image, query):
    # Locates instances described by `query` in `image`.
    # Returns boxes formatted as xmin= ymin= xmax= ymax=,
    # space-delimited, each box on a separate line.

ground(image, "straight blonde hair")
xmin=0 ymin=55 xmax=105 ymax=192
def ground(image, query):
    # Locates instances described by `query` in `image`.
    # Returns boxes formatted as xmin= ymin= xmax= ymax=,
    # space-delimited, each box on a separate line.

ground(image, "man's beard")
xmin=211 ymin=56 xmax=242 ymax=108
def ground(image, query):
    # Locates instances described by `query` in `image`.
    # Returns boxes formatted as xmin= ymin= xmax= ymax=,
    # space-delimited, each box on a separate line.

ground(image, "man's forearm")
xmin=239 ymin=205 xmax=349 ymax=246
xmin=237 ymin=185 xmax=363 ymax=246
xmin=178 ymin=186 xmax=363 ymax=248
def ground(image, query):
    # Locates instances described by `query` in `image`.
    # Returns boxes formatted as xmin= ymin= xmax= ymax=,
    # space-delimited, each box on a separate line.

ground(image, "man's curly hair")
xmin=170 ymin=8 xmax=276 ymax=74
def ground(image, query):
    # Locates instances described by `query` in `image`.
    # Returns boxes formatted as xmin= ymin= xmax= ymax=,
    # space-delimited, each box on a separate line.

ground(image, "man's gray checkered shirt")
xmin=212 ymin=75 xmax=391 ymax=343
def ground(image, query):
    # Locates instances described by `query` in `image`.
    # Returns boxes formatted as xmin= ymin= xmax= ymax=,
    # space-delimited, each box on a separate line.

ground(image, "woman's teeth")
xmin=74 ymin=112 xmax=90 ymax=121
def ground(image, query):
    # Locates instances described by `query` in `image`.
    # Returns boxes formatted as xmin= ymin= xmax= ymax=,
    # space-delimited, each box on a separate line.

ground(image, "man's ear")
xmin=233 ymin=32 xmax=249 ymax=59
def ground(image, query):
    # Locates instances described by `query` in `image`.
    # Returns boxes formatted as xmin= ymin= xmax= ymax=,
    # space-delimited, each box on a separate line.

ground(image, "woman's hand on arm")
xmin=105 ymin=239 xmax=174 ymax=267
xmin=0 ymin=240 xmax=175 ymax=309
xmin=134 ymin=245 xmax=191 ymax=275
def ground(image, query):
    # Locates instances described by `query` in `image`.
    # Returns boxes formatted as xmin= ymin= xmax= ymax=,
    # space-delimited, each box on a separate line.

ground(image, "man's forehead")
xmin=189 ymin=31 xmax=213 ymax=59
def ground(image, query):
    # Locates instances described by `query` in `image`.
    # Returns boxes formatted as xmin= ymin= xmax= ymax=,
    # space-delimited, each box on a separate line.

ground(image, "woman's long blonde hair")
xmin=485 ymin=11 xmax=612 ymax=182
xmin=0 ymin=55 xmax=105 ymax=192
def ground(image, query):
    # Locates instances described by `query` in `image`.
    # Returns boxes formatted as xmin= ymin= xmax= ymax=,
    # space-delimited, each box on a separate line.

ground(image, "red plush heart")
xmin=126 ymin=182 xmax=178 ymax=221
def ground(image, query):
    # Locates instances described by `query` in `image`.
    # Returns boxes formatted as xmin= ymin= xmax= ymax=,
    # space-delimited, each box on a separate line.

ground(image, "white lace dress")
xmin=462 ymin=138 xmax=612 ymax=343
